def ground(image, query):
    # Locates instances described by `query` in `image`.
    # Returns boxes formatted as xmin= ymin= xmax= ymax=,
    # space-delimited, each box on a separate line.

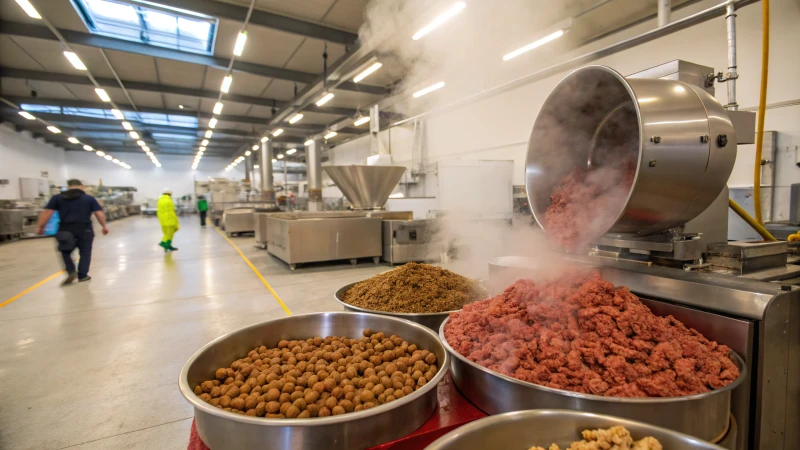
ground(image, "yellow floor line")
xmin=0 ymin=270 xmax=65 ymax=308
xmin=214 ymin=227 xmax=292 ymax=316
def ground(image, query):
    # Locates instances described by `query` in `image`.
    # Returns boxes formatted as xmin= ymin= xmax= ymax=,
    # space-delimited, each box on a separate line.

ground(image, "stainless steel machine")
xmin=382 ymin=219 xmax=438 ymax=264
xmin=518 ymin=62 xmax=798 ymax=449
xmin=254 ymin=206 xmax=283 ymax=249
xmin=221 ymin=207 xmax=255 ymax=236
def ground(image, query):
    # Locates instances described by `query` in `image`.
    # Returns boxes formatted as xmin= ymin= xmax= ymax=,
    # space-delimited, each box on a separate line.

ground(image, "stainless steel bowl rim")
xmin=179 ymin=311 xmax=450 ymax=427
xmin=439 ymin=317 xmax=746 ymax=404
xmin=528 ymin=65 xmax=644 ymax=236
xmin=335 ymin=282 xmax=459 ymax=318
xmin=426 ymin=409 xmax=725 ymax=450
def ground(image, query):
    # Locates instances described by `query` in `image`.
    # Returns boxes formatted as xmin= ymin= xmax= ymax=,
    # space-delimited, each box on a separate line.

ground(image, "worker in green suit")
xmin=157 ymin=188 xmax=179 ymax=252
xmin=197 ymin=195 xmax=208 ymax=227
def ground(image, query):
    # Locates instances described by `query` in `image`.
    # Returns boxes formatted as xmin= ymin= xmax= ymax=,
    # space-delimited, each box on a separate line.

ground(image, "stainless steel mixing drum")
xmin=526 ymin=65 xmax=736 ymax=237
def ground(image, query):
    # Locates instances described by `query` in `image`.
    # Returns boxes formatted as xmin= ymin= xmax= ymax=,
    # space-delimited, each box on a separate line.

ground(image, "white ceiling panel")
xmin=0 ymin=36 xmax=44 ymax=70
xmin=219 ymin=0 xmax=336 ymax=23
xmin=322 ymin=0 xmax=369 ymax=32
xmin=260 ymin=79 xmax=305 ymax=101
xmin=2 ymin=36 xmax=86 ymax=74
xmin=102 ymin=51 xmax=160 ymax=83
xmin=0 ymin=78 xmax=75 ymax=99
xmin=323 ymin=90 xmax=382 ymax=109
xmin=127 ymin=90 xmax=165 ymax=108
xmin=283 ymin=39 xmax=346 ymax=74
xmin=155 ymin=60 xmax=207 ymax=88
xmin=215 ymin=19 xmax=307 ymax=68
xmin=246 ymin=105 xmax=274 ymax=119
xmin=162 ymin=94 xmax=203 ymax=112
xmin=289 ymin=111 xmax=337 ymax=126
xmin=207 ymin=69 xmax=271 ymax=98
xmin=216 ymin=100 xmax=252 ymax=116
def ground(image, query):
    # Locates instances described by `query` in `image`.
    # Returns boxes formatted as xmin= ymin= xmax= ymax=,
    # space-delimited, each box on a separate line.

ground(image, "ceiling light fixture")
xmin=122 ymin=121 xmax=133 ymax=130
xmin=213 ymin=102 xmax=223 ymax=115
xmin=63 ymin=51 xmax=87 ymax=70
xmin=47 ymin=126 xmax=61 ymax=134
xmin=208 ymin=118 xmax=217 ymax=128
xmin=201 ymin=139 xmax=209 ymax=146
xmin=272 ymin=158 xmax=277 ymax=163
xmin=104 ymin=155 xmax=113 ymax=161
xmin=15 ymin=0 xmax=41 ymax=19
xmin=18 ymin=111 xmax=35 ymax=120
xmin=412 ymin=2 xmax=466 ymax=41
xmin=254 ymin=165 xmax=259 ymax=169
xmin=95 ymin=88 xmax=111 ymax=102
xmin=112 ymin=158 xmax=120 ymax=164
xmin=142 ymin=146 xmax=150 ymax=152
xmin=315 ymin=92 xmax=334 ymax=106
xmin=199 ymin=146 xmax=206 ymax=152
xmin=272 ymin=129 xmax=284 ymax=137
xmin=111 ymin=109 xmax=124 ymax=120
xmin=277 ymin=154 xmax=284 ymax=159
xmin=252 ymin=145 xmax=259 ymax=150
xmin=261 ymin=136 xmax=268 ymax=143
xmin=68 ymin=137 xmax=81 ymax=144
xmin=288 ymin=113 xmax=303 ymax=124
xmin=178 ymin=104 xmax=185 ymax=109
xmin=136 ymin=140 xmax=145 ymax=147
xmin=502 ymin=29 xmax=565 ymax=61
xmin=233 ymin=31 xmax=248 ymax=56
xmin=354 ymin=116 xmax=370 ymax=126
xmin=205 ymin=130 xmax=213 ymax=138
xmin=245 ymin=151 xmax=252 ymax=156
xmin=324 ymin=131 xmax=337 ymax=139
xmin=286 ymin=148 xmax=297 ymax=155
xmin=96 ymin=151 xmax=105 ymax=156
xmin=221 ymin=75 xmax=233 ymax=93
xmin=353 ymin=62 xmax=382 ymax=83
xmin=413 ymin=81 xmax=445 ymax=98
xmin=83 ymin=145 xmax=93 ymax=151
xmin=129 ymin=131 xmax=139 ymax=139
xmin=304 ymin=139 xmax=314 ymax=146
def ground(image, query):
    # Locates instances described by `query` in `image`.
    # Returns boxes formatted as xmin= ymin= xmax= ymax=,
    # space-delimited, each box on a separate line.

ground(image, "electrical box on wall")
xmin=19 ymin=177 xmax=49 ymax=200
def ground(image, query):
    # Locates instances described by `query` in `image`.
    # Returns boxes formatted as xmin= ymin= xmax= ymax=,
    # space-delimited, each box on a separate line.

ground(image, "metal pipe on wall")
xmin=725 ymin=2 xmax=739 ymax=110
xmin=260 ymin=139 xmax=275 ymax=203
xmin=370 ymin=104 xmax=384 ymax=156
xmin=658 ymin=0 xmax=671 ymax=26
xmin=244 ymin=155 xmax=253 ymax=184
xmin=307 ymin=139 xmax=323 ymax=212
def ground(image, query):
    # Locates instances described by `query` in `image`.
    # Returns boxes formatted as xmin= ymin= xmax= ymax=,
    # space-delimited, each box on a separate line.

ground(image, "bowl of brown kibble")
xmin=335 ymin=263 xmax=487 ymax=331
xmin=179 ymin=311 xmax=449 ymax=450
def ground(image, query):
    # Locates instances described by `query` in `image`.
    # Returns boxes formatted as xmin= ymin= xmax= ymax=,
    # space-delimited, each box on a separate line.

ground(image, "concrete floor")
xmin=0 ymin=216 xmax=388 ymax=450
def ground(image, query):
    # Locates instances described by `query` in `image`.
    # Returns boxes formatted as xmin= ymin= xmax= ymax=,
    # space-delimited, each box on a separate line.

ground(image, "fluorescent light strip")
xmin=315 ymin=93 xmax=334 ymax=107
xmin=199 ymin=146 xmax=206 ymax=152
xmin=277 ymin=154 xmax=284 ymax=159
xmin=15 ymin=0 xmax=41 ymax=18
xmin=68 ymin=137 xmax=80 ymax=144
xmin=142 ymin=146 xmax=150 ymax=152
xmin=221 ymin=75 xmax=233 ymax=93
xmin=104 ymin=155 xmax=113 ymax=161
xmin=354 ymin=116 xmax=370 ymax=126
xmin=137 ymin=140 xmax=146 ymax=146
xmin=324 ymin=131 xmax=337 ymax=139
xmin=233 ymin=31 xmax=247 ymax=56
xmin=63 ymin=51 xmax=87 ymax=70
xmin=205 ymin=130 xmax=213 ymax=138
xmin=272 ymin=158 xmax=277 ymax=163
xmin=201 ymin=139 xmax=209 ymax=146
xmin=208 ymin=118 xmax=217 ymax=128
xmin=413 ymin=81 xmax=445 ymax=98
xmin=286 ymin=148 xmax=297 ymax=155
xmin=111 ymin=109 xmax=124 ymax=120
xmin=83 ymin=145 xmax=93 ymax=151
xmin=252 ymin=145 xmax=259 ymax=150
xmin=261 ymin=136 xmax=268 ymax=143
xmin=122 ymin=121 xmax=133 ymax=130
xmin=95 ymin=88 xmax=110 ymax=102
xmin=353 ymin=62 xmax=382 ymax=83
xmin=245 ymin=151 xmax=252 ymax=156
xmin=304 ymin=139 xmax=314 ymax=146
xmin=213 ymin=102 xmax=223 ymax=114
xmin=18 ymin=111 xmax=35 ymax=120
xmin=412 ymin=2 xmax=466 ymax=41
xmin=47 ymin=126 xmax=61 ymax=134
xmin=96 ymin=151 xmax=105 ymax=156
xmin=112 ymin=159 xmax=120 ymax=164
xmin=129 ymin=131 xmax=140 ymax=139
xmin=272 ymin=129 xmax=283 ymax=137
xmin=288 ymin=113 xmax=303 ymax=124
xmin=502 ymin=30 xmax=565 ymax=61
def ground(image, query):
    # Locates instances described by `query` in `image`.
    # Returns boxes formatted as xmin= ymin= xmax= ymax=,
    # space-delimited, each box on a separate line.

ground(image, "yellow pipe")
xmin=753 ymin=0 xmax=770 ymax=225
xmin=729 ymin=198 xmax=776 ymax=241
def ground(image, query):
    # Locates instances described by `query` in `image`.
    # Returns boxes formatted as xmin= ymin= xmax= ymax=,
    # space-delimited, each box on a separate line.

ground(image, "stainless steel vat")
xmin=334 ymin=282 xmax=452 ymax=331
xmin=222 ymin=207 xmax=255 ymax=235
xmin=324 ymin=165 xmax=406 ymax=210
xmin=179 ymin=312 xmax=450 ymax=450
xmin=526 ymin=65 xmax=736 ymax=238
xmin=439 ymin=317 xmax=745 ymax=442
xmin=426 ymin=410 xmax=726 ymax=450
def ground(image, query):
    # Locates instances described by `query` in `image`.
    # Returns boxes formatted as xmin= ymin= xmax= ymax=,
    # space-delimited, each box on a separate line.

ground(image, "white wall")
xmin=0 ymin=124 xmax=67 ymax=200
xmin=333 ymin=0 xmax=800 ymax=201
xmin=64 ymin=151 xmax=244 ymax=202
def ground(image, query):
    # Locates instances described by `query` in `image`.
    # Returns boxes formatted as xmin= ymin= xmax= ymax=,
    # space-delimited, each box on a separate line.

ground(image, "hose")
xmin=729 ymin=198 xmax=776 ymax=241
xmin=753 ymin=0 xmax=770 ymax=224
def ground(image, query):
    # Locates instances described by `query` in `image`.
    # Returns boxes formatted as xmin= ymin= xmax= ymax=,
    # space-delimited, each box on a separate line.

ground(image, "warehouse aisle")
xmin=0 ymin=216 xmax=386 ymax=450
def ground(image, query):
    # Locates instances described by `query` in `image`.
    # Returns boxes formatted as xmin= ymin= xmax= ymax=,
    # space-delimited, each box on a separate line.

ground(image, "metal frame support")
xmin=260 ymin=139 xmax=275 ymax=203
xmin=369 ymin=104 xmax=382 ymax=156
xmin=658 ymin=0 xmax=671 ymax=27
xmin=307 ymin=139 xmax=323 ymax=212
xmin=244 ymin=154 xmax=253 ymax=185
xmin=725 ymin=2 xmax=739 ymax=110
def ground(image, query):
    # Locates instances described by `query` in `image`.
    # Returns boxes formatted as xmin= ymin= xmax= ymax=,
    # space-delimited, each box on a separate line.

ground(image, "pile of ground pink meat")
xmin=444 ymin=271 xmax=740 ymax=397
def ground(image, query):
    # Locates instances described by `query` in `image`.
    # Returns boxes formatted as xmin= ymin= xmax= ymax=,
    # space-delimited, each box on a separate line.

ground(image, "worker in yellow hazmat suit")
xmin=157 ymin=188 xmax=179 ymax=251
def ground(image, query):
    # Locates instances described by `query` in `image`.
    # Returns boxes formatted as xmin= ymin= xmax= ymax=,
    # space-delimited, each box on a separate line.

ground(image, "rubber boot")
xmin=167 ymin=240 xmax=178 ymax=251
xmin=159 ymin=240 xmax=169 ymax=252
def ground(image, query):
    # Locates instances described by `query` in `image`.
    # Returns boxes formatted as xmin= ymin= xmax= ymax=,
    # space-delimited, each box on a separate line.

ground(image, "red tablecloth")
xmin=188 ymin=374 xmax=485 ymax=450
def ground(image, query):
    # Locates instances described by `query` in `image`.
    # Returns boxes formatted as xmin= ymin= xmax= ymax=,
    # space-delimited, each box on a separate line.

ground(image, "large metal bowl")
xmin=440 ymin=317 xmax=746 ymax=442
xmin=425 ymin=410 xmax=726 ymax=450
xmin=335 ymin=282 xmax=454 ymax=331
xmin=179 ymin=312 xmax=450 ymax=450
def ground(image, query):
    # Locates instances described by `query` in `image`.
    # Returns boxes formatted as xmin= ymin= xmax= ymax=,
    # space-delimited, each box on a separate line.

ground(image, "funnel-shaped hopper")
xmin=324 ymin=165 xmax=406 ymax=210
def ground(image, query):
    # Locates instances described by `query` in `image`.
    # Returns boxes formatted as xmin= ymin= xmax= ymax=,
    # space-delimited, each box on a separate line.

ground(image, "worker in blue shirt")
xmin=36 ymin=179 xmax=109 ymax=285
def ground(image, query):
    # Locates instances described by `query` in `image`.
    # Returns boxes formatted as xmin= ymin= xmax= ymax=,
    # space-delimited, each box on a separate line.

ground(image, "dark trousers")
xmin=199 ymin=211 xmax=207 ymax=226
xmin=58 ymin=226 xmax=94 ymax=278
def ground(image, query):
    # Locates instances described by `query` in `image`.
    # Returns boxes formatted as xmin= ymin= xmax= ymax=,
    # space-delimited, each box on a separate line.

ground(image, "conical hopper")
xmin=324 ymin=165 xmax=406 ymax=210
